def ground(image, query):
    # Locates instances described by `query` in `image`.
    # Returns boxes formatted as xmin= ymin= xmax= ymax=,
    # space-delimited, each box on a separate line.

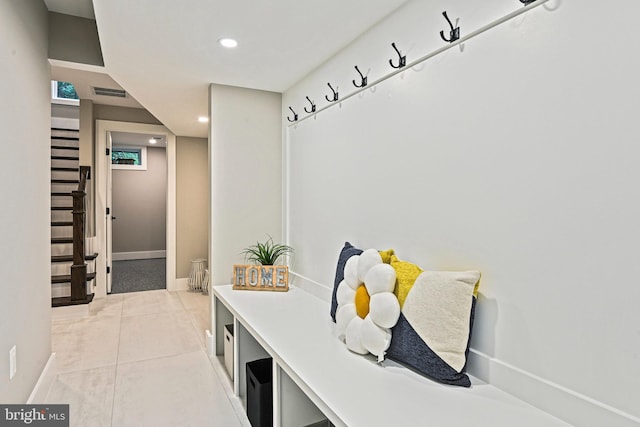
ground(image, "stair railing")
xmin=70 ymin=166 xmax=90 ymax=302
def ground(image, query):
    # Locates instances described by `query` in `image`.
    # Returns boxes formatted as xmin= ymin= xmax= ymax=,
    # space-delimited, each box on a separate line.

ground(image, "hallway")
xmin=46 ymin=290 xmax=248 ymax=427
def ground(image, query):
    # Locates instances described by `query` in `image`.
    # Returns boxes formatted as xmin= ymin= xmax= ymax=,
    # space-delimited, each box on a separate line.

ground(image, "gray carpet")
xmin=111 ymin=258 xmax=166 ymax=294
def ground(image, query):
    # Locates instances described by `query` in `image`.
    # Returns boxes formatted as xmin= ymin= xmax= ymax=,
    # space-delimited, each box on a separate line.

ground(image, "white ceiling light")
xmin=149 ymin=137 xmax=161 ymax=144
xmin=198 ymin=116 xmax=209 ymax=123
xmin=218 ymin=38 xmax=238 ymax=49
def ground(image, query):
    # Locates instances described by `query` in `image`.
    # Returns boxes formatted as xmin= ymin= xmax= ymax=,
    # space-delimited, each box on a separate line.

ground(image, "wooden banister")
xmin=70 ymin=166 xmax=90 ymax=302
xmin=78 ymin=165 xmax=89 ymax=193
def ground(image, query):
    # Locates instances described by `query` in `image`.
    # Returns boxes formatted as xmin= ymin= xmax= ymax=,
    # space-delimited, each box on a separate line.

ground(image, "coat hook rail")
xmin=389 ymin=42 xmax=406 ymax=69
xmin=352 ymin=65 xmax=368 ymax=88
xmin=440 ymin=11 xmax=460 ymax=43
xmin=304 ymin=96 xmax=316 ymax=113
xmin=287 ymin=106 xmax=298 ymax=122
xmin=289 ymin=0 xmax=549 ymax=126
xmin=325 ymin=83 xmax=339 ymax=102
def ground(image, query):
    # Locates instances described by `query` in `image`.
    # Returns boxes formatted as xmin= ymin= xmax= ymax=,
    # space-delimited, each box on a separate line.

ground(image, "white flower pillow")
xmin=335 ymin=249 xmax=401 ymax=362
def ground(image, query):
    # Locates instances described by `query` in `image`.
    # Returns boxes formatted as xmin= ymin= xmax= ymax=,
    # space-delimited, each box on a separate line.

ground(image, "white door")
xmin=106 ymin=131 xmax=113 ymax=293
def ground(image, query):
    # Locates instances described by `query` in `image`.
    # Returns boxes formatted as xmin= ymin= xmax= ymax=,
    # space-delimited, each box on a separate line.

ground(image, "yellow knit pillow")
xmin=390 ymin=255 xmax=423 ymax=309
xmin=378 ymin=249 xmax=395 ymax=264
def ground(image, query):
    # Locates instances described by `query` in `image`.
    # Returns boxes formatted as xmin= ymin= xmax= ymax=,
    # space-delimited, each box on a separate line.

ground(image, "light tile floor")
xmin=46 ymin=290 xmax=249 ymax=427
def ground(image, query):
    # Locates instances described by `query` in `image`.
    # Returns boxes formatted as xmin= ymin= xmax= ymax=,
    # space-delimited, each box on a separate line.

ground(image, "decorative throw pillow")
xmin=331 ymin=244 xmax=395 ymax=322
xmin=331 ymin=242 xmax=363 ymax=322
xmin=387 ymin=267 xmax=481 ymax=387
xmin=389 ymin=255 xmax=423 ymax=309
xmin=335 ymin=249 xmax=401 ymax=362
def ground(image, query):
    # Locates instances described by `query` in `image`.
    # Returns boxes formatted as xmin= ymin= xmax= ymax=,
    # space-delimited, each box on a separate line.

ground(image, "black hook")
xmin=519 ymin=0 xmax=536 ymax=4
xmin=304 ymin=96 xmax=316 ymax=113
xmin=325 ymin=83 xmax=339 ymax=102
xmin=389 ymin=42 xmax=406 ymax=69
xmin=352 ymin=66 xmax=368 ymax=88
xmin=439 ymin=11 xmax=460 ymax=43
xmin=287 ymin=106 xmax=298 ymax=123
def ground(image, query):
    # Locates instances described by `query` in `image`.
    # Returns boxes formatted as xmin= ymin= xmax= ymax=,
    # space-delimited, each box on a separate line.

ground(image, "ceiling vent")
xmin=93 ymin=87 xmax=127 ymax=98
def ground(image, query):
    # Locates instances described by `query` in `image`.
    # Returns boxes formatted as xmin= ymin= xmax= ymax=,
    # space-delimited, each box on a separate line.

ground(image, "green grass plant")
xmin=241 ymin=236 xmax=294 ymax=265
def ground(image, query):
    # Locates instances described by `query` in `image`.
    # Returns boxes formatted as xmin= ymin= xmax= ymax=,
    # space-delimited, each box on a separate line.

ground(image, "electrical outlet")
xmin=9 ymin=345 xmax=16 ymax=380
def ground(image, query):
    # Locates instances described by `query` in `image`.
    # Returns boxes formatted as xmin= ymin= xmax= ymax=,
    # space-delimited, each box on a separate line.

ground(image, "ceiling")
xmin=44 ymin=0 xmax=94 ymax=19
xmin=50 ymin=61 xmax=143 ymax=109
xmin=45 ymin=0 xmax=409 ymax=138
xmin=111 ymin=132 xmax=166 ymax=148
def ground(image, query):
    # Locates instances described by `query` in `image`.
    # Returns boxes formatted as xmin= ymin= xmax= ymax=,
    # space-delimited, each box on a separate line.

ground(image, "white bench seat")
xmin=213 ymin=285 xmax=568 ymax=427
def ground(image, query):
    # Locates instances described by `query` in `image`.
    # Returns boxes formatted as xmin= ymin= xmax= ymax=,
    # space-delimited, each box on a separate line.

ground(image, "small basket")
xmin=188 ymin=259 xmax=207 ymax=292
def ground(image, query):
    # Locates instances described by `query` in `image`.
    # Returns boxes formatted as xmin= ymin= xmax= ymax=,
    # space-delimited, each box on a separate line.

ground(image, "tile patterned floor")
xmin=46 ymin=290 xmax=248 ymax=427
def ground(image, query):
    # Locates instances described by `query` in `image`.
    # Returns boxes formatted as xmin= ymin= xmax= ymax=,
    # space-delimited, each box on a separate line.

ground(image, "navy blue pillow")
xmin=387 ymin=298 xmax=476 ymax=387
xmin=330 ymin=242 xmax=363 ymax=322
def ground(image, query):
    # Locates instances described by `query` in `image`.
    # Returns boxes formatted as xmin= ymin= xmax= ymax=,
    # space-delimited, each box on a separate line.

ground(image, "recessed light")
xmin=198 ymin=116 xmax=209 ymax=123
xmin=149 ymin=138 xmax=157 ymax=144
xmin=218 ymin=38 xmax=238 ymax=49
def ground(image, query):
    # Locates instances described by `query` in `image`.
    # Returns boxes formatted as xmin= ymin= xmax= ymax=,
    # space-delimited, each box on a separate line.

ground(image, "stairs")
xmin=50 ymin=127 xmax=97 ymax=307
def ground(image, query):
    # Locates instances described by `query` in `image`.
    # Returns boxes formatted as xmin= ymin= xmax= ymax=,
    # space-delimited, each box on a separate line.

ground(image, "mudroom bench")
xmin=212 ymin=284 xmax=567 ymax=427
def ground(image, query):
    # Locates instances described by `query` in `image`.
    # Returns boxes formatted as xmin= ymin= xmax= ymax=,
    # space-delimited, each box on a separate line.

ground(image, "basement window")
xmin=111 ymin=146 xmax=147 ymax=171
xmin=51 ymin=81 xmax=80 ymax=106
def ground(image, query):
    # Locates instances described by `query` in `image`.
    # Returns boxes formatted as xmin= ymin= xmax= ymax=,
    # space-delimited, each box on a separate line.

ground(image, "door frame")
xmin=95 ymin=120 xmax=177 ymax=297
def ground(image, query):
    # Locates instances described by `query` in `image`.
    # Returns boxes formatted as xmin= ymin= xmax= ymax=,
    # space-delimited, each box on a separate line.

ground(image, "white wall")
xmin=176 ymin=136 xmax=209 ymax=278
xmin=209 ymin=84 xmax=282 ymax=286
xmin=283 ymin=1 xmax=640 ymax=425
xmin=48 ymin=11 xmax=103 ymax=66
xmin=50 ymin=103 xmax=79 ymax=120
xmin=0 ymin=0 xmax=52 ymax=402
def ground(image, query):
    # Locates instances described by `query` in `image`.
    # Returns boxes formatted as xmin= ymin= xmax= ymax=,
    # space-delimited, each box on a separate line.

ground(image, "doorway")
xmin=95 ymin=120 xmax=177 ymax=298
xmin=109 ymin=131 xmax=167 ymax=293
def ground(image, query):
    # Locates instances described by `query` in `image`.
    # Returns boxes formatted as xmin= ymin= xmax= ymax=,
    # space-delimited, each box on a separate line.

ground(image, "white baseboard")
xmin=173 ymin=277 xmax=189 ymax=291
xmin=289 ymin=271 xmax=332 ymax=302
xmin=206 ymin=330 xmax=214 ymax=357
xmin=467 ymin=349 xmax=640 ymax=427
xmin=112 ymin=250 xmax=166 ymax=261
xmin=27 ymin=353 xmax=56 ymax=404
xmin=207 ymin=346 xmax=250 ymax=425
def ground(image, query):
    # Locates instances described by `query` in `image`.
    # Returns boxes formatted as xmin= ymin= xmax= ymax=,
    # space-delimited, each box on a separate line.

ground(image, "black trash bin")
xmin=246 ymin=357 xmax=273 ymax=427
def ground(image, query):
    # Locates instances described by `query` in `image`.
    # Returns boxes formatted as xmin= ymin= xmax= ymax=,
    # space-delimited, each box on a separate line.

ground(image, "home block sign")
xmin=232 ymin=265 xmax=289 ymax=292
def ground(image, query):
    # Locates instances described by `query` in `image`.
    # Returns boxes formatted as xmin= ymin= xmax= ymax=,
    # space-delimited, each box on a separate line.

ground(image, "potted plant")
xmin=241 ymin=236 xmax=294 ymax=265
xmin=233 ymin=236 xmax=293 ymax=291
